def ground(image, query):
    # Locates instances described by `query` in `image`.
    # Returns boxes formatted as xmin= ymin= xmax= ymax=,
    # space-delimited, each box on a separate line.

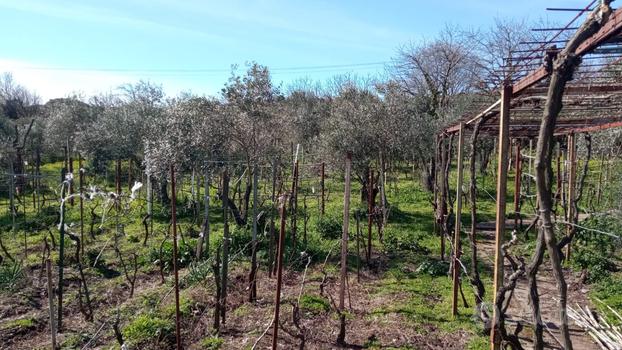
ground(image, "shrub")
xmin=574 ymin=248 xmax=617 ymax=283
xmin=383 ymin=228 xmax=429 ymax=254
xmin=0 ymin=260 xmax=24 ymax=291
xmin=123 ymin=314 xmax=174 ymax=345
xmin=149 ymin=240 xmax=195 ymax=272
xmin=163 ymin=295 xmax=193 ymax=318
xmin=315 ymin=216 xmax=342 ymax=239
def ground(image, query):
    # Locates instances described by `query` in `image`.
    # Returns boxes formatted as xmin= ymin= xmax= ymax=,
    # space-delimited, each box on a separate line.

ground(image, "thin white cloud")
xmin=141 ymin=0 xmax=408 ymax=52
xmin=0 ymin=0 xmax=228 ymax=42
xmin=0 ymin=59 xmax=220 ymax=102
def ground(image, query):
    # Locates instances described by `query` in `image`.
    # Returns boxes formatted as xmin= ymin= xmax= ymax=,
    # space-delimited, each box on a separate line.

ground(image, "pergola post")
xmin=452 ymin=122 xmax=465 ymax=317
xmin=513 ymin=140 xmax=522 ymax=230
xmin=490 ymin=84 xmax=512 ymax=350
xmin=566 ymin=132 xmax=577 ymax=260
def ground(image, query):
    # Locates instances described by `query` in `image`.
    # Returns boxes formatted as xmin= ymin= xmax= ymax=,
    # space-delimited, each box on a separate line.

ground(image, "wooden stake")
xmin=337 ymin=152 xmax=352 ymax=345
xmin=527 ymin=138 xmax=533 ymax=195
xmin=596 ymin=151 xmax=605 ymax=206
xmin=220 ymin=168 xmax=230 ymax=324
xmin=79 ymin=156 xmax=84 ymax=259
xmin=249 ymin=164 xmax=258 ymax=302
xmin=566 ymin=133 xmax=577 ymax=260
xmin=356 ymin=212 xmax=361 ymax=283
xmin=57 ymin=171 xmax=66 ymax=332
xmin=452 ymin=122 xmax=465 ymax=317
xmin=46 ymin=259 xmax=57 ymax=350
xmin=272 ymin=193 xmax=288 ymax=350
xmin=69 ymin=155 xmax=74 ymax=206
xmin=367 ymin=168 xmax=373 ymax=264
xmin=291 ymin=160 xmax=299 ymax=252
xmin=115 ymin=160 xmax=121 ymax=196
xmin=490 ymin=84 xmax=511 ymax=350
xmin=339 ymin=152 xmax=352 ymax=311
xmin=170 ymin=165 xmax=182 ymax=350
xmin=320 ymin=162 xmax=325 ymax=216
xmin=269 ymin=158 xmax=277 ymax=278
xmin=513 ymin=141 xmax=522 ymax=230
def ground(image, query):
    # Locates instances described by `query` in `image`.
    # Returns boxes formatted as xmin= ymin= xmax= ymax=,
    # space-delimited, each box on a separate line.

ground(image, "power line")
xmin=13 ymin=61 xmax=389 ymax=76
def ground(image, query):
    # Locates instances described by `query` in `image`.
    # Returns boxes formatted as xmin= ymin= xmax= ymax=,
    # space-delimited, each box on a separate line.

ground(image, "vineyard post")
xmin=170 ymin=165 xmax=182 ymax=350
xmin=490 ymin=84 xmax=511 ymax=350
xmin=451 ymin=122 xmax=464 ymax=317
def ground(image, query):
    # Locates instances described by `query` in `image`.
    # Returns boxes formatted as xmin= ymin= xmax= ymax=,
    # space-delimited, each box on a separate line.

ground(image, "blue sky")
xmin=0 ymin=0 xmax=591 ymax=101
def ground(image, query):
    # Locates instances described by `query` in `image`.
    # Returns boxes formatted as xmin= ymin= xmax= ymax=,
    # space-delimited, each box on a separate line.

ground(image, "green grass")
xmin=2 ymin=317 xmax=36 ymax=330
xmin=123 ymin=314 xmax=174 ymax=345
xmin=299 ymin=294 xmax=330 ymax=315
xmin=200 ymin=336 xmax=224 ymax=349
xmin=1 ymin=158 xmax=620 ymax=349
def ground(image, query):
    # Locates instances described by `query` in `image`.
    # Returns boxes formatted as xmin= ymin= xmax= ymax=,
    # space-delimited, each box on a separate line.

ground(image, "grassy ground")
xmin=0 ymin=158 xmax=619 ymax=349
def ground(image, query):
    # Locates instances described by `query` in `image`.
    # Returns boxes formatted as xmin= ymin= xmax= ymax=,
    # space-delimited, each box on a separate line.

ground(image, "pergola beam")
xmin=443 ymin=6 xmax=622 ymax=136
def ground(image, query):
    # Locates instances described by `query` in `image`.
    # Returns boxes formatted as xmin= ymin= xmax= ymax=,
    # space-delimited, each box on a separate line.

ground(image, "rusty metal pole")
xmin=451 ymin=122 xmax=465 ymax=317
xmin=320 ymin=162 xmax=325 ymax=216
xmin=490 ymin=84 xmax=511 ymax=350
xmin=170 ymin=165 xmax=182 ymax=350
xmin=367 ymin=168 xmax=373 ymax=264
xmin=566 ymin=132 xmax=577 ymax=260
xmin=79 ymin=156 xmax=84 ymax=259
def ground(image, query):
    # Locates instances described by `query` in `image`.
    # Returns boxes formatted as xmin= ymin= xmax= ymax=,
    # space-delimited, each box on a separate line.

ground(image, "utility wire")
xmin=13 ymin=61 xmax=389 ymax=76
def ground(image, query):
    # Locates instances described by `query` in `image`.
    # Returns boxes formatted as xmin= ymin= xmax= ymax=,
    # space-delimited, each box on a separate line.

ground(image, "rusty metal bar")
xmin=532 ymin=27 xmax=579 ymax=31
xmin=546 ymin=7 xmax=593 ymax=11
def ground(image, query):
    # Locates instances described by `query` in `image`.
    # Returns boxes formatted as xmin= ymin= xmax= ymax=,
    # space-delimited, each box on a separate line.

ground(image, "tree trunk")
xmin=527 ymin=225 xmax=545 ymax=349
xmin=534 ymin=4 xmax=612 ymax=348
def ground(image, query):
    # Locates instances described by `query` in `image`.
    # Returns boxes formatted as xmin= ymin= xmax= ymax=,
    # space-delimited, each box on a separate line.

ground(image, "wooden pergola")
xmin=439 ymin=1 xmax=622 ymax=349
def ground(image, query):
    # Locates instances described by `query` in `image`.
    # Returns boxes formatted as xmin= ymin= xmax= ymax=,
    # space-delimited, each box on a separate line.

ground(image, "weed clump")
xmin=299 ymin=294 xmax=330 ymax=315
xmin=123 ymin=314 xmax=174 ymax=347
xmin=315 ymin=216 xmax=341 ymax=239
xmin=415 ymin=259 xmax=449 ymax=277
xmin=200 ymin=336 xmax=224 ymax=349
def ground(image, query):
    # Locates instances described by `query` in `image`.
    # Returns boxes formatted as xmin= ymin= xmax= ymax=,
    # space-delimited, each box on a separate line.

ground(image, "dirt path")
xmin=476 ymin=219 xmax=597 ymax=349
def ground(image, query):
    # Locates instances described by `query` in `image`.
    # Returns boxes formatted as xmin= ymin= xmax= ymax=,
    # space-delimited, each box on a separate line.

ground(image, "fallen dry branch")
xmin=568 ymin=302 xmax=622 ymax=350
